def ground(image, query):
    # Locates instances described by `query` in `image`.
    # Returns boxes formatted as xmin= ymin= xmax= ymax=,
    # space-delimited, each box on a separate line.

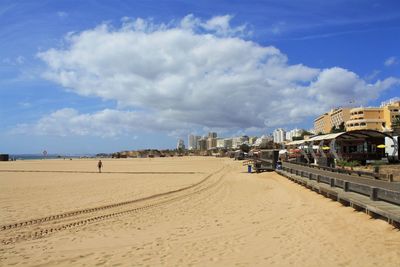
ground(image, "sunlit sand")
xmin=1 ymin=157 xmax=399 ymax=266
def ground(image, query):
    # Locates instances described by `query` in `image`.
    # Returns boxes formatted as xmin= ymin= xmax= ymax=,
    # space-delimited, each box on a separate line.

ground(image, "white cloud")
xmin=179 ymin=14 xmax=248 ymax=37
xmin=29 ymin=15 xmax=400 ymax=137
xmin=384 ymin=56 xmax=398 ymax=66
xmin=12 ymin=108 xmax=191 ymax=137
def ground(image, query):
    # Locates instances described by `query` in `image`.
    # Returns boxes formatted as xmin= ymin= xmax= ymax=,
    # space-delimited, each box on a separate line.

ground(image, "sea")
xmin=9 ymin=154 xmax=95 ymax=160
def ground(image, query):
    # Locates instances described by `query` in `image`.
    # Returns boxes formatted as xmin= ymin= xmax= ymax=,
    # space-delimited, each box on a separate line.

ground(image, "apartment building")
xmin=314 ymin=113 xmax=331 ymax=134
xmin=285 ymin=128 xmax=304 ymax=141
xmin=206 ymin=138 xmax=217 ymax=150
xmin=382 ymin=98 xmax=400 ymax=130
xmin=346 ymin=99 xmax=400 ymax=132
xmin=314 ymin=108 xmax=350 ymax=134
xmin=216 ymin=138 xmax=233 ymax=149
xmin=188 ymin=135 xmax=201 ymax=150
xmin=330 ymin=108 xmax=351 ymax=129
xmin=273 ymin=128 xmax=286 ymax=143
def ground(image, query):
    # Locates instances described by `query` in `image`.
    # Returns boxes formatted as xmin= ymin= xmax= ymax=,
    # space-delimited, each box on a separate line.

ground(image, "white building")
xmin=232 ymin=136 xmax=247 ymax=149
xmin=224 ymin=138 xmax=233 ymax=149
xmin=188 ymin=135 xmax=201 ymax=150
xmin=254 ymin=135 xmax=273 ymax=147
xmin=273 ymin=128 xmax=286 ymax=144
xmin=176 ymin=139 xmax=185 ymax=150
xmin=216 ymin=138 xmax=225 ymax=148
xmin=216 ymin=138 xmax=233 ymax=149
xmin=285 ymin=128 xmax=303 ymax=141
xmin=248 ymin=136 xmax=258 ymax=145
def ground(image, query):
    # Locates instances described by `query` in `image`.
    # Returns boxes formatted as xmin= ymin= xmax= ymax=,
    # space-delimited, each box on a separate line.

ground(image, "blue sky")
xmin=0 ymin=0 xmax=399 ymax=154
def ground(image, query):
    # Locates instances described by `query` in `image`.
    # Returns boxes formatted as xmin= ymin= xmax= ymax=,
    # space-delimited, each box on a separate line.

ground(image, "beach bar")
xmin=285 ymin=130 xmax=395 ymax=166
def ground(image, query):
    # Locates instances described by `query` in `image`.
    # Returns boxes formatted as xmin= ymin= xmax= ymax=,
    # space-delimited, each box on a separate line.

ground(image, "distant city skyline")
xmin=1 ymin=0 xmax=399 ymax=154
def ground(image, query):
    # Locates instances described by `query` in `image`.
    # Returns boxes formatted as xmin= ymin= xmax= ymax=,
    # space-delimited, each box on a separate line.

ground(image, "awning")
xmin=284 ymin=130 xmax=393 ymax=147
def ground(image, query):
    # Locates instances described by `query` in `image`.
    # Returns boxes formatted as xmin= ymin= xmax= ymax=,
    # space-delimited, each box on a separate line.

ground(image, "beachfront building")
xmin=285 ymin=128 xmax=303 ymax=141
xmin=285 ymin=130 xmax=394 ymax=166
xmin=197 ymin=138 xmax=207 ymax=151
xmin=314 ymin=108 xmax=351 ymax=134
xmin=223 ymin=138 xmax=233 ymax=149
xmin=248 ymin=136 xmax=258 ymax=145
xmin=273 ymin=128 xmax=286 ymax=144
xmin=253 ymin=135 xmax=273 ymax=148
xmin=207 ymin=137 xmax=217 ymax=150
xmin=215 ymin=138 xmax=233 ymax=149
xmin=208 ymin=132 xmax=217 ymax=138
xmin=232 ymin=136 xmax=248 ymax=149
xmin=176 ymin=139 xmax=185 ymax=150
xmin=346 ymin=98 xmax=400 ymax=132
xmin=331 ymin=108 xmax=351 ymax=129
xmin=216 ymin=138 xmax=225 ymax=148
xmin=314 ymin=113 xmax=331 ymax=134
xmin=188 ymin=135 xmax=201 ymax=150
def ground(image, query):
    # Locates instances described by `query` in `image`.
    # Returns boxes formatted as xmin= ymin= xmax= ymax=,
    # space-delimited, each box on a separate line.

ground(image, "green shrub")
xmin=336 ymin=159 xmax=360 ymax=168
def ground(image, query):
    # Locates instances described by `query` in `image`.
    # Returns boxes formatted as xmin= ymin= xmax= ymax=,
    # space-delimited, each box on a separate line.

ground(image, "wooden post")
xmin=344 ymin=181 xmax=349 ymax=192
xmin=370 ymin=187 xmax=378 ymax=201
xmin=330 ymin=178 xmax=335 ymax=187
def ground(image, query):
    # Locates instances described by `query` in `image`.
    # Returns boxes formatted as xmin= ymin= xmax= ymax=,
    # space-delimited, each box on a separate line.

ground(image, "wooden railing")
xmin=285 ymin=161 xmax=393 ymax=181
xmin=281 ymin=165 xmax=400 ymax=206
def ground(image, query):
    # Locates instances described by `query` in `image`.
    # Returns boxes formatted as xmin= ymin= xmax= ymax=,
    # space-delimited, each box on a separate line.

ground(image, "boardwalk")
xmin=283 ymin=162 xmax=400 ymax=192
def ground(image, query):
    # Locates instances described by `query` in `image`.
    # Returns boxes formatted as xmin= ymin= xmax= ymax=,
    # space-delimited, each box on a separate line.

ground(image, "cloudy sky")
xmin=1 ymin=0 xmax=399 ymax=154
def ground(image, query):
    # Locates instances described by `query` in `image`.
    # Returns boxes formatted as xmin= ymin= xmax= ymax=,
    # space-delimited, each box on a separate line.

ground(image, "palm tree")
xmin=392 ymin=116 xmax=400 ymax=135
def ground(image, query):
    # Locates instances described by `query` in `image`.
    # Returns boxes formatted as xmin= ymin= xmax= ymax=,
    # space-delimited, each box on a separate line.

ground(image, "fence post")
xmin=343 ymin=181 xmax=349 ymax=192
xmin=388 ymin=174 xmax=393 ymax=182
xmin=330 ymin=178 xmax=335 ymax=187
xmin=309 ymin=173 xmax=312 ymax=180
xmin=370 ymin=188 xmax=378 ymax=201
xmin=316 ymin=175 xmax=320 ymax=183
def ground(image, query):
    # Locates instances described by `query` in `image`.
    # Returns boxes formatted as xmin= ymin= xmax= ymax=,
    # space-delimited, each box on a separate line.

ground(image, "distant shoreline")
xmin=8 ymin=154 xmax=95 ymax=160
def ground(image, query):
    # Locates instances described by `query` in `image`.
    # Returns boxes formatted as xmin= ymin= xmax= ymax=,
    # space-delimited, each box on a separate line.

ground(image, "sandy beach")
xmin=1 ymin=157 xmax=399 ymax=266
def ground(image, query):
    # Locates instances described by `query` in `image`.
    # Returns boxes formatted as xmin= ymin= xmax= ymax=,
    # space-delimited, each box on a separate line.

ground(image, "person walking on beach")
xmin=97 ymin=160 xmax=103 ymax=173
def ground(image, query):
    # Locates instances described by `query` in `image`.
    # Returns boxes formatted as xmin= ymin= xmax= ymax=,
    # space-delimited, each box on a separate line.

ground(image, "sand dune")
xmin=0 ymin=157 xmax=399 ymax=266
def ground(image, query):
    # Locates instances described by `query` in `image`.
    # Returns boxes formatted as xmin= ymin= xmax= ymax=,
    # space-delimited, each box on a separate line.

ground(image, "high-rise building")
xmin=273 ymin=128 xmax=286 ymax=144
xmin=285 ymin=128 xmax=304 ymax=141
xmin=314 ymin=108 xmax=351 ymax=134
xmin=330 ymin=108 xmax=351 ymax=129
xmin=188 ymin=135 xmax=201 ymax=150
xmin=207 ymin=138 xmax=217 ymax=150
xmin=188 ymin=135 xmax=195 ymax=150
xmin=208 ymin=132 xmax=217 ymax=138
xmin=197 ymin=138 xmax=207 ymax=151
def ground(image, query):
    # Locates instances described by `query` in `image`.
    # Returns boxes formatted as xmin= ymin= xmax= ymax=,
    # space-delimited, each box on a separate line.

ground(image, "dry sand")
xmin=0 ymin=157 xmax=399 ymax=266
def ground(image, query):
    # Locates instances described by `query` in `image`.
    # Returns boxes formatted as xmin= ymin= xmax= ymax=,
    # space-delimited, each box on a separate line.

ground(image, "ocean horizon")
xmin=8 ymin=154 xmax=95 ymax=160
